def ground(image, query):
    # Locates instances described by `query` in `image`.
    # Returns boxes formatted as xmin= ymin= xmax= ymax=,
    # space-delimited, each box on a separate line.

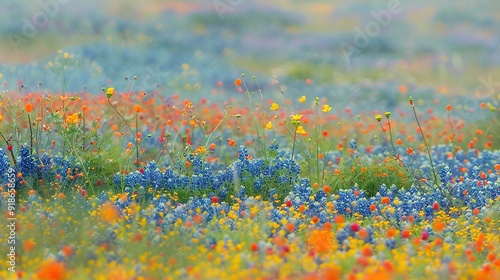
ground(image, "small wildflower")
xmin=106 ymin=87 xmax=115 ymax=99
xmin=265 ymin=122 xmax=273 ymax=130
xmin=270 ymin=103 xmax=279 ymax=110
xmin=433 ymin=202 xmax=439 ymax=211
xmin=401 ymin=229 xmax=411 ymax=239
xmin=291 ymin=114 xmax=303 ymax=126
xmin=65 ymin=113 xmax=79 ymax=124
xmin=299 ymin=96 xmax=306 ymax=103
xmin=384 ymin=111 xmax=391 ymax=118
xmin=375 ymin=114 xmax=382 ymax=122
xmin=322 ymin=104 xmax=332 ymax=112
xmin=421 ymin=231 xmax=429 ymax=240
xmin=296 ymin=126 xmax=306 ymax=135
xmin=350 ymin=223 xmax=360 ymax=232
xmin=381 ymin=197 xmax=391 ymax=205
xmin=487 ymin=102 xmax=496 ymax=112
xmin=100 ymin=202 xmax=120 ymax=222
xmin=250 ymin=243 xmax=259 ymax=252
xmin=235 ymin=78 xmax=242 ymax=86
xmin=25 ymin=103 xmax=34 ymax=113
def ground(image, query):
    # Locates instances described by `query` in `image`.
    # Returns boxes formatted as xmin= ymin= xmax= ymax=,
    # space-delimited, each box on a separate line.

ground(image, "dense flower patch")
xmin=0 ymin=79 xmax=499 ymax=279
xmin=1 ymin=172 xmax=499 ymax=279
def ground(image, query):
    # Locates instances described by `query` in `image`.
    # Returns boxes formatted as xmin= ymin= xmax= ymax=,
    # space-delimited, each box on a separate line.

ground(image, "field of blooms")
xmin=0 ymin=75 xmax=499 ymax=279
xmin=1 ymin=0 xmax=500 ymax=279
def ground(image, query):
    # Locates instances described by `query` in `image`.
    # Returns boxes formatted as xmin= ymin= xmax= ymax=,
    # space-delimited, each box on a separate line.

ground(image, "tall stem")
xmin=289 ymin=129 xmax=298 ymax=186
xmin=27 ymin=114 xmax=33 ymax=155
xmin=410 ymin=98 xmax=439 ymax=187
xmin=135 ymin=113 xmax=139 ymax=166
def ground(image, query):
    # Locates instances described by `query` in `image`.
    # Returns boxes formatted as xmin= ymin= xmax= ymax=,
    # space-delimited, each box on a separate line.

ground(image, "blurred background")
xmin=0 ymin=0 xmax=499 ymax=115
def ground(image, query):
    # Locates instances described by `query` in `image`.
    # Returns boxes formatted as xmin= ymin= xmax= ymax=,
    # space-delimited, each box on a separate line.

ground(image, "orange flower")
xmin=323 ymin=185 xmax=331 ymax=193
xmin=235 ymin=78 xmax=242 ymax=86
xmin=358 ymin=229 xmax=369 ymax=239
xmin=433 ymin=220 xmax=446 ymax=232
xmin=307 ymin=229 xmax=336 ymax=255
xmin=65 ymin=113 xmax=79 ymax=124
xmin=25 ymin=103 xmax=34 ymax=113
xmin=334 ymin=215 xmax=344 ymax=224
xmin=134 ymin=105 xmax=141 ymax=113
xmin=386 ymin=227 xmax=396 ymax=238
xmin=100 ymin=202 xmax=120 ymax=223
xmin=381 ymin=197 xmax=391 ymax=205
xmin=24 ymin=239 xmax=36 ymax=251
xmin=36 ymin=261 xmax=66 ymax=280
xmin=61 ymin=245 xmax=73 ymax=257
xmin=311 ymin=216 xmax=319 ymax=224
xmin=250 ymin=242 xmax=259 ymax=252
xmin=401 ymin=229 xmax=411 ymax=239
xmin=361 ymin=245 xmax=372 ymax=257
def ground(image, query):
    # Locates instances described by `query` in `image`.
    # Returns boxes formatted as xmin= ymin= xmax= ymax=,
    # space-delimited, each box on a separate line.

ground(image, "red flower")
xmin=421 ymin=231 xmax=429 ymax=240
xmin=350 ymin=223 xmax=360 ymax=232
xmin=433 ymin=202 xmax=439 ymax=211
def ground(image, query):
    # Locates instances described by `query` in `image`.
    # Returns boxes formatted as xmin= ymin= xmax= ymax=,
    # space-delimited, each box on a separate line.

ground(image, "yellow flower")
xmin=65 ymin=113 xmax=79 ymax=124
xmin=194 ymin=146 xmax=207 ymax=154
xmin=265 ymin=122 xmax=273 ymax=130
xmin=296 ymin=126 xmax=306 ymax=135
xmin=487 ymin=102 xmax=496 ymax=112
xmin=0 ymin=115 xmax=2 ymax=121
xmin=270 ymin=103 xmax=279 ymax=111
xmin=291 ymin=114 xmax=303 ymax=126
xmin=291 ymin=114 xmax=303 ymax=121
xmin=299 ymin=96 xmax=306 ymax=103
xmin=375 ymin=114 xmax=382 ymax=122
xmin=106 ymin=87 xmax=115 ymax=99
xmin=322 ymin=104 xmax=331 ymax=112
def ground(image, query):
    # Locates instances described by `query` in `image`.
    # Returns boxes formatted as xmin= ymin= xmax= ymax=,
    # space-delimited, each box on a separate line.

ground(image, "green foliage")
xmin=327 ymin=153 xmax=413 ymax=197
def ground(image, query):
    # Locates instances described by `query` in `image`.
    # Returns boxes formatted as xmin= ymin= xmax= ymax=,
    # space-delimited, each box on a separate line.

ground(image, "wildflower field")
xmin=1 ymin=0 xmax=500 ymax=279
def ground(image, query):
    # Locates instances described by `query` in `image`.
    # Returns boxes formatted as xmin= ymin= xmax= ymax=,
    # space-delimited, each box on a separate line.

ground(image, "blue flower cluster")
xmin=113 ymin=145 xmax=302 ymax=200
